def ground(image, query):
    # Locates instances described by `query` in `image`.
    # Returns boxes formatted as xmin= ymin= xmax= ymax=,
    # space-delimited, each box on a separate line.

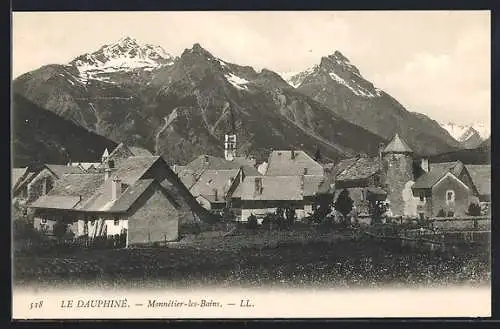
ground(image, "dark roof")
xmin=30 ymin=196 xmax=81 ymax=210
xmin=335 ymin=157 xmax=381 ymax=182
xmin=189 ymin=169 xmax=240 ymax=201
xmin=465 ymin=165 xmax=491 ymax=196
xmin=382 ymin=133 xmax=413 ymax=153
xmin=12 ymin=167 xmax=28 ymax=190
xmin=45 ymin=164 xmax=85 ymax=178
xmin=266 ymin=150 xmax=324 ymax=176
xmin=30 ymin=173 xmax=104 ymax=209
xmin=109 ymin=156 xmax=161 ymax=185
xmin=240 ymin=175 xmax=303 ymax=201
xmin=412 ymin=161 xmax=464 ymax=189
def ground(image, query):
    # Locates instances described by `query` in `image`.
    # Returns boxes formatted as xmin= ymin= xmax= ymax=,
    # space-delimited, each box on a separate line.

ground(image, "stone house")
xmin=238 ymin=175 xmax=305 ymax=222
xmin=29 ymin=155 xmax=213 ymax=245
xmin=412 ymin=161 xmax=479 ymax=218
xmin=175 ymin=154 xmax=259 ymax=214
xmin=12 ymin=164 xmax=85 ymax=205
xmin=465 ymin=164 xmax=491 ymax=215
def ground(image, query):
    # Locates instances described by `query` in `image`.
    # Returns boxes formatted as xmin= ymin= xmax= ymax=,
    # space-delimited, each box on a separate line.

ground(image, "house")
xmin=30 ymin=156 xmax=213 ymax=245
xmin=465 ymin=164 xmax=491 ymax=215
xmin=12 ymin=164 xmax=85 ymax=205
xmin=176 ymin=154 xmax=258 ymax=212
xmin=97 ymin=143 xmax=153 ymax=169
xmin=265 ymin=150 xmax=324 ymax=176
xmin=238 ymin=175 xmax=305 ymax=222
xmin=189 ymin=168 xmax=242 ymax=212
xmin=412 ymin=161 xmax=478 ymax=218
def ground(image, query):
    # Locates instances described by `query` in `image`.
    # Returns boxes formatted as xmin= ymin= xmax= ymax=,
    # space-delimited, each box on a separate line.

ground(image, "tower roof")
xmin=383 ymin=133 xmax=413 ymax=154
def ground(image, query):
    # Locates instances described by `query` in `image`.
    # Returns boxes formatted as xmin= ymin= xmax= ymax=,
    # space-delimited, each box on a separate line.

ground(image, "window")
xmin=419 ymin=193 xmax=425 ymax=202
xmin=447 ymin=211 xmax=454 ymax=217
xmin=418 ymin=212 xmax=425 ymax=221
xmin=114 ymin=218 xmax=120 ymax=226
xmin=446 ymin=190 xmax=455 ymax=204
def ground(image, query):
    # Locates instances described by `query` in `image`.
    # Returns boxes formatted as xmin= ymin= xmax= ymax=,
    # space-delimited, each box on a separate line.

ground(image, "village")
xmin=12 ymin=130 xmax=491 ymax=287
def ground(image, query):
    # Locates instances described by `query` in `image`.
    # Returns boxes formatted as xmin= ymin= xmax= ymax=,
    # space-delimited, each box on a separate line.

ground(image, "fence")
xmin=15 ymin=232 xmax=127 ymax=255
xmin=429 ymin=216 xmax=490 ymax=231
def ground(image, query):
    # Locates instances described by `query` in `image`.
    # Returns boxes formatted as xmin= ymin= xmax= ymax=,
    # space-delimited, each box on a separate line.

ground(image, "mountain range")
xmin=12 ymin=37 xmax=480 ymax=166
xmin=439 ymin=122 xmax=490 ymax=149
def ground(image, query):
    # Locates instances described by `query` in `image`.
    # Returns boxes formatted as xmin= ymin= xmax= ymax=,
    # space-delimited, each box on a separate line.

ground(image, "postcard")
xmin=11 ymin=10 xmax=491 ymax=319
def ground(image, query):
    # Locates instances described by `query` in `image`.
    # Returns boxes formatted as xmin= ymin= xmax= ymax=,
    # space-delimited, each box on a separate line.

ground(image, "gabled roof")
xmin=240 ymin=175 xmax=303 ymax=201
xmin=465 ymin=165 xmax=491 ymax=197
xmin=129 ymin=146 xmax=153 ymax=157
xmin=335 ymin=157 xmax=382 ymax=182
xmin=30 ymin=196 xmax=82 ymax=210
xmin=189 ymin=169 xmax=240 ymax=201
xmin=108 ymin=156 xmax=161 ymax=185
xmin=382 ymin=133 xmax=413 ymax=154
xmin=12 ymin=167 xmax=28 ymax=190
xmin=45 ymin=164 xmax=85 ymax=178
xmin=265 ymin=150 xmax=324 ymax=176
xmin=107 ymin=179 xmax=156 ymax=213
xmin=412 ymin=161 xmax=464 ymax=190
xmin=180 ymin=155 xmax=259 ymax=188
xmin=30 ymin=173 xmax=105 ymax=209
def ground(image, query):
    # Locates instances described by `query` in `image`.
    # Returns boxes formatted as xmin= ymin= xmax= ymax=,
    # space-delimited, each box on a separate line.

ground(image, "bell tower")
xmin=224 ymin=134 xmax=236 ymax=161
xmin=224 ymin=103 xmax=237 ymax=161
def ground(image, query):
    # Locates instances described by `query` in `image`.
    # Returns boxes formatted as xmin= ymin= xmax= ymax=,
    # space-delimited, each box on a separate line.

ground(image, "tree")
xmin=334 ymin=189 xmax=354 ymax=220
xmin=285 ymin=207 xmax=296 ymax=226
xmin=368 ymin=199 xmax=388 ymax=224
xmin=467 ymin=202 xmax=481 ymax=216
xmin=246 ymin=214 xmax=258 ymax=230
xmin=312 ymin=194 xmax=334 ymax=223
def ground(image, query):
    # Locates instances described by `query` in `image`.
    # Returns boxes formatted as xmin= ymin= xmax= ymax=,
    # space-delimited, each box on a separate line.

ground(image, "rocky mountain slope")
xmin=12 ymin=93 xmax=117 ymax=167
xmin=284 ymin=51 xmax=461 ymax=155
xmin=13 ymin=37 xmax=462 ymax=166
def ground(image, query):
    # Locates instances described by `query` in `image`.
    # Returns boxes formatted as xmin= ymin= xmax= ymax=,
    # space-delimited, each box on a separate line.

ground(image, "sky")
xmin=12 ymin=11 xmax=491 ymax=125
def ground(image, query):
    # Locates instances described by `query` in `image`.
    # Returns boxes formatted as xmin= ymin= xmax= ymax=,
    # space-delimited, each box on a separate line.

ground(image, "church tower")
xmin=224 ymin=134 xmax=236 ymax=161
xmin=381 ymin=133 xmax=414 ymax=217
xmin=224 ymin=103 xmax=237 ymax=161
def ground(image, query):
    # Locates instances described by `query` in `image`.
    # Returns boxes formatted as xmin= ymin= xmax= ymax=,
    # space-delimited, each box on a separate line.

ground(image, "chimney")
xmin=291 ymin=149 xmax=296 ymax=160
xmin=303 ymin=167 xmax=308 ymax=175
xmin=420 ymin=158 xmax=430 ymax=173
xmin=112 ymin=177 xmax=121 ymax=201
xmin=255 ymin=177 xmax=263 ymax=195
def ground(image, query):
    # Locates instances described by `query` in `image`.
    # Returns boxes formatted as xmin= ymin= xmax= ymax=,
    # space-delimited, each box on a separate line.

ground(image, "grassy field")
xmin=13 ymin=228 xmax=490 ymax=289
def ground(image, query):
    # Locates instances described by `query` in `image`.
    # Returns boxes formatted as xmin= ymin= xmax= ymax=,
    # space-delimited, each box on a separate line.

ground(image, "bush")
xmin=467 ymin=202 xmax=481 ymax=216
xmin=246 ymin=214 xmax=258 ymax=230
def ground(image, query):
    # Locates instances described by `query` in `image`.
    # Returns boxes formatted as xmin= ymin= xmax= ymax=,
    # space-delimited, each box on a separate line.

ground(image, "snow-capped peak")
xmin=69 ymin=36 xmax=174 ymax=77
xmin=440 ymin=122 xmax=490 ymax=141
xmin=280 ymin=50 xmax=382 ymax=98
